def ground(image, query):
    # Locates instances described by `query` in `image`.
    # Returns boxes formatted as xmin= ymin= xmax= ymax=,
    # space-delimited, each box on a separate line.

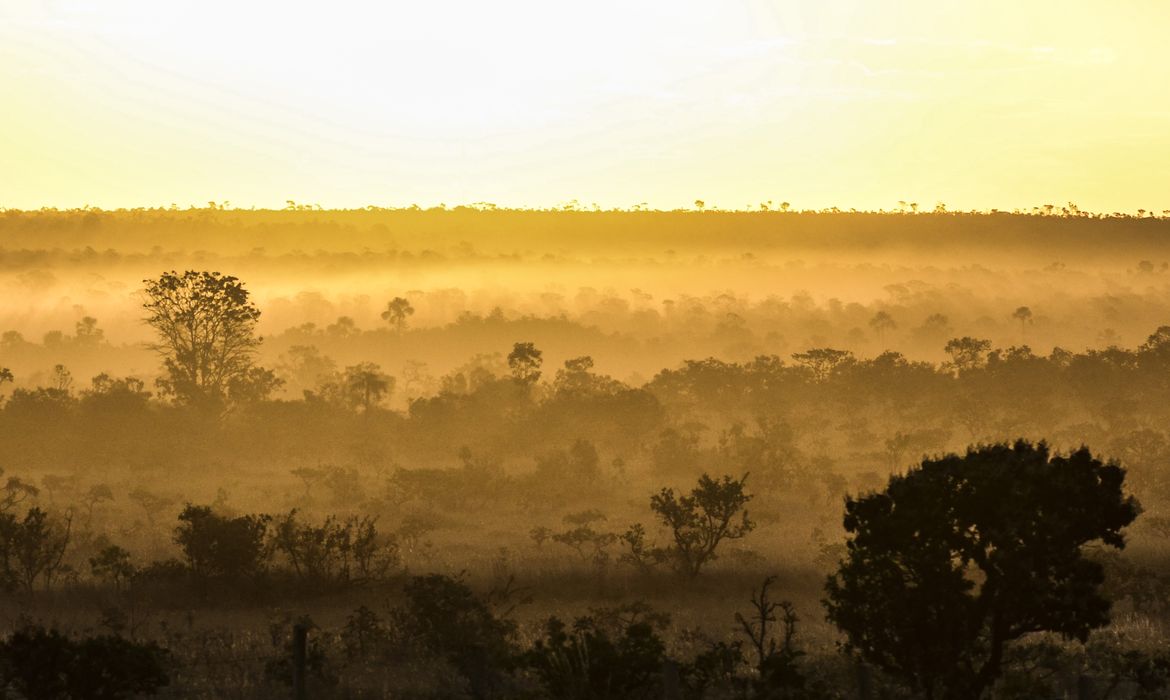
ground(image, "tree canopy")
xmin=142 ymin=270 xmax=263 ymax=411
xmin=824 ymin=440 xmax=1140 ymax=700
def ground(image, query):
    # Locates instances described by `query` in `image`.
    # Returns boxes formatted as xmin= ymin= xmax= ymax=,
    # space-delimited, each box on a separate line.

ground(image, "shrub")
xmin=0 ymin=625 xmax=168 ymax=699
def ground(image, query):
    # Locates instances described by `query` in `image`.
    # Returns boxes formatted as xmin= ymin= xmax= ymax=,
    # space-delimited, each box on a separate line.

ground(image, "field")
xmin=2 ymin=208 xmax=1170 ymax=698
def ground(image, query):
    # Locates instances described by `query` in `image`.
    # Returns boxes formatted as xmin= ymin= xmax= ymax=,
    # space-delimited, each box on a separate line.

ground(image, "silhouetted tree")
xmin=825 ymin=441 xmax=1140 ymax=700
xmin=791 ymin=348 xmax=853 ymax=382
xmin=90 ymin=544 xmax=135 ymax=591
xmin=49 ymin=364 xmax=72 ymax=393
xmin=174 ymin=505 xmax=270 ymax=582
xmin=1012 ymin=306 xmax=1033 ymax=334
xmin=343 ymin=362 xmax=394 ymax=412
xmin=943 ymin=337 xmax=992 ymax=374
xmin=381 ymin=297 xmax=415 ymax=333
xmin=649 ymin=473 xmax=754 ymax=577
xmin=507 ymin=342 xmax=543 ymax=384
xmin=736 ymin=575 xmax=806 ymax=695
xmin=869 ymin=311 xmax=897 ymax=343
xmin=9 ymin=507 xmax=72 ymax=591
xmin=142 ymin=270 xmax=263 ymax=411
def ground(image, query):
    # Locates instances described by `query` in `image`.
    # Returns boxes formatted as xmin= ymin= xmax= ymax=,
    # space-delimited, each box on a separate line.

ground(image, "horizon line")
xmin=4 ymin=202 xmax=1170 ymax=219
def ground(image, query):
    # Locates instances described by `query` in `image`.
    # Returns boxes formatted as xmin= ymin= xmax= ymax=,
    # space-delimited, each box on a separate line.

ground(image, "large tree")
xmin=824 ymin=440 xmax=1139 ymax=700
xmin=142 ymin=270 xmax=263 ymax=409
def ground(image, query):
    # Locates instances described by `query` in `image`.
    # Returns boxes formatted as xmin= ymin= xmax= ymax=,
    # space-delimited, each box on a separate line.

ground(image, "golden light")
xmin=1 ymin=0 xmax=1167 ymax=211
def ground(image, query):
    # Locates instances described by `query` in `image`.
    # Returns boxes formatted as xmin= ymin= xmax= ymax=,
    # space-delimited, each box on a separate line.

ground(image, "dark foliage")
xmin=0 ymin=625 xmax=168 ymax=699
xmin=523 ymin=615 xmax=666 ymax=699
xmin=825 ymin=440 xmax=1140 ymax=700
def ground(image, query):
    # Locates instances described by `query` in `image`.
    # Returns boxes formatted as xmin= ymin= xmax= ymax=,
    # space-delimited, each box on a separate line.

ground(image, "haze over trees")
xmin=0 ymin=211 xmax=1169 ymax=696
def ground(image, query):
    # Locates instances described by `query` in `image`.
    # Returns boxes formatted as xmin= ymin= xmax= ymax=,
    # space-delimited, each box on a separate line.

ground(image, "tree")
xmin=142 ymin=270 xmax=263 ymax=410
xmin=1011 ymin=306 xmax=1033 ymax=334
xmin=228 ymin=366 xmax=284 ymax=404
xmin=507 ymin=342 xmax=543 ymax=385
xmin=173 ymin=505 xmax=270 ymax=581
xmin=90 ymin=545 xmax=136 ymax=591
xmin=735 ymin=576 xmax=806 ymax=695
xmin=279 ymin=345 xmax=337 ymax=392
xmin=791 ymin=348 xmax=853 ymax=382
xmin=943 ymin=337 xmax=992 ymax=374
xmin=390 ymin=574 xmax=516 ymax=697
xmin=824 ymin=441 xmax=1140 ymax=700
xmin=11 ymin=508 xmax=71 ymax=592
xmin=381 ymin=297 xmax=415 ymax=333
xmin=74 ymin=316 xmax=104 ymax=347
xmin=869 ymin=311 xmax=897 ymax=344
xmin=648 ymin=473 xmax=754 ymax=577
xmin=49 ymin=364 xmax=72 ymax=393
xmin=342 ymin=362 xmax=394 ymax=412
xmin=0 ymin=507 xmax=72 ymax=592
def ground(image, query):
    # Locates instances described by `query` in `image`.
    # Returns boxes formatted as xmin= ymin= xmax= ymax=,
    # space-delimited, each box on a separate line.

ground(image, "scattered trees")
xmin=271 ymin=510 xmax=397 ymax=584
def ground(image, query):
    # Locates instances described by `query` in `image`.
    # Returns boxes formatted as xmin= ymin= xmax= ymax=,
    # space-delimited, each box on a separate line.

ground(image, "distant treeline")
xmin=2 ymin=208 xmax=1170 ymax=260
xmin=2 ymin=330 xmax=1170 ymax=504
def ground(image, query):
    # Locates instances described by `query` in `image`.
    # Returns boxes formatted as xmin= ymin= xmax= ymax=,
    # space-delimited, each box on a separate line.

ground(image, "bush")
xmin=173 ymin=504 xmax=270 ymax=582
xmin=0 ymin=625 xmax=168 ymax=699
xmin=523 ymin=615 xmax=667 ymax=699
xmin=270 ymin=509 xmax=398 ymax=586
xmin=390 ymin=574 xmax=517 ymax=698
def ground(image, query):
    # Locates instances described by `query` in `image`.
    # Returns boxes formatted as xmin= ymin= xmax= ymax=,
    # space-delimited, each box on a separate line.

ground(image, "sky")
xmin=2 ymin=0 xmax=1168 ymax=212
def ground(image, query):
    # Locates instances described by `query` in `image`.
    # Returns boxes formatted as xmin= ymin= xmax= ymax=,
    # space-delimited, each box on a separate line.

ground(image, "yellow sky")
xmin=2 ymin=0 xmax=1168 ymax=212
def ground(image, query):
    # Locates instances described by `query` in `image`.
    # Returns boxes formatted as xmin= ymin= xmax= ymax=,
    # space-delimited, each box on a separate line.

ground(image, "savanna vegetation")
xmin=2 ymin=208 xmax=1170 ymax=698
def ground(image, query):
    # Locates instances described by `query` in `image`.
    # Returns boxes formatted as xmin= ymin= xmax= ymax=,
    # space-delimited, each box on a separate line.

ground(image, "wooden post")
xmin=1077 ymin=674 xmax=1093 ymax=700
xmin=292 ymin=623 xmax=308 ymax=700
xmin=661 ymin=659 xmax=682 ymax=700
xmin=856 ymin=662 xmax=873 ymax=700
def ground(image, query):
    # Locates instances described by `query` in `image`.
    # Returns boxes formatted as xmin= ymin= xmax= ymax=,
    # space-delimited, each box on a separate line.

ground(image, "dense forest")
xmin=1 ymin=209 xmax=1170 ymax=698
